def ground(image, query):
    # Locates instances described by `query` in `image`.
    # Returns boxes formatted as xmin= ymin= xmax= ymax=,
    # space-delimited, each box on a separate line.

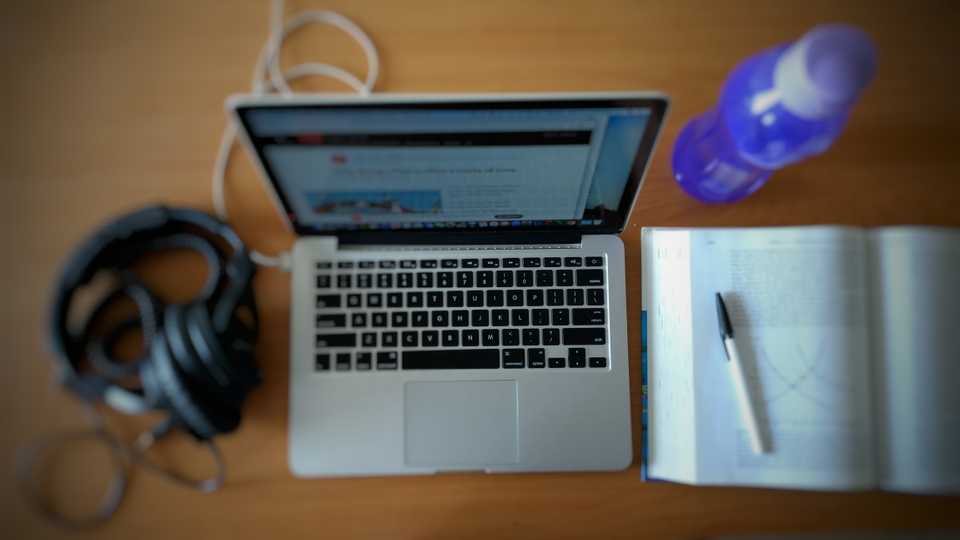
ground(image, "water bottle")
xmin=672 ymin=24 xmax=877 ymax=204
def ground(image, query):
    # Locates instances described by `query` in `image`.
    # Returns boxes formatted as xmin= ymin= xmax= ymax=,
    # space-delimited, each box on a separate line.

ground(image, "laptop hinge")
xmin=335 ymin=231 xmax=583 ymax=246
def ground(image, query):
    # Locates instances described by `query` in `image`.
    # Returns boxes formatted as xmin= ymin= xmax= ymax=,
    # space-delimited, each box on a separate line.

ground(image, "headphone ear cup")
xmin=150 ymin=326 xmax=240 ymax=439
xmin=185 ymin=303 xmax=260 ymax=393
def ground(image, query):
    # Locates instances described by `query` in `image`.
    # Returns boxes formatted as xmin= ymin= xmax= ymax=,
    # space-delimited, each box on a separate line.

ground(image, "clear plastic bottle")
xmin=672 ymin=24 xmax=877 ymax=203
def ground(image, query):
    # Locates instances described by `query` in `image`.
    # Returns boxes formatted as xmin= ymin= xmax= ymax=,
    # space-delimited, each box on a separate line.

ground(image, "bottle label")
xmin=700 ymin=161 xmax=755 ymax=196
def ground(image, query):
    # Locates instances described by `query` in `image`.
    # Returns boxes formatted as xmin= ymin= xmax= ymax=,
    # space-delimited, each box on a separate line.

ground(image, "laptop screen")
xmin=234 ymin=96 xmax=667 ymax=235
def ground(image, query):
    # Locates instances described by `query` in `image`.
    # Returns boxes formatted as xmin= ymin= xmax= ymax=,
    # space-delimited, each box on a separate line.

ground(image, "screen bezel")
xmin=231 ymin=93 xmax=669 ymax=237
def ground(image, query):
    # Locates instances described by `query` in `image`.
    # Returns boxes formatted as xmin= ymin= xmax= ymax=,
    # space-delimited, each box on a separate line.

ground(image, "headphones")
xmin=48 ymin=205 xmax=261 ymax=440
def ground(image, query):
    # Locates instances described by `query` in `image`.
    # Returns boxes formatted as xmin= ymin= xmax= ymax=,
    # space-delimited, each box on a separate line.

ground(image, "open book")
xmin=640 ymin=226 xmax=960 ymax=492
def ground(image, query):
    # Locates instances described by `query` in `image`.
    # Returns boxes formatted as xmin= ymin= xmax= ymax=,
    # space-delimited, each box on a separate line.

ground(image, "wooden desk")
xmin=3 ymin=1 xmax=959 ymax=538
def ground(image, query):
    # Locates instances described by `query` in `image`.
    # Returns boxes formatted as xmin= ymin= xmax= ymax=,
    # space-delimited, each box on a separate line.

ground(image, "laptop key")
xmin=372 ymin=312 xmax=387 ymax=327
xmin=379 ymin=260 xmax=396 ymax=269
xmin=452 ymin=310 xmax=469 ymax=327
xmin=506 ymin=290 xmax=523 ymax=306
xmin=568 ymin=348 xmax=587 ymax=368
xmin=316 ymin=275 xmax=331 ymax=288
xmin=456 ymin=271 xmax=473 ymax=288
xmin=544 ymin=257 xmax=562 ymax=268
xmin=338 ymin=261 xmax=354 ymax=269
xmin=351 ymin=313 xmax=367 ymax=327
xmin=402 ymin=331 xmax=418 ymax=347
xmin=526 ymin=289 xmax=544 ymax=306
xmin=586 ymin=256 xmax=604 ymax=267
xmin=442 ymin=330 xmax=459 ymax=347
xmin=367 ymin=293 xmax=382 ymax=307
xmin=589 ymin=357 xmax=607 ymax=368
xmin=417 ymin=272 xmax=433 ymax=288
xmin=347 ymin=294 xmax=361 ymax=308
xmin=382 ymin=332 xmax=398 ymax=347
xmin=502 ymin=329 xmax=519 ymax=346
xmin=528 ymin=348 xmax=546 ymax=368
xmin=431 ymin=311 xmax=449 ymax=327
xmin=412 ymin=311 xmax=429 ymax=327
xmin=547 ymin=289 xmax=564 ymax=306
xmin=486 ymin=290 xmax=504 ymax=307
xmin=377 ymin=351 xmax=398 ymax=370
xmin=362 ymin=332 xmax=377 ymax=347
xmin=543 ymin=328 xmax=560 ymax=346
xmin=391 ymin=312 xmax=408 ymax=327
xmin=511 ymin=309 xmax=530 ymax=326
xmin=548 ymin=357 xmax=565 ymax=368
xmin=462 ymin=329 xmax=479 ymax=346
xmin=356 ymin=352 xmax=372 ymax=370
xmin=316 ymin=261 xmax=332 ymax=269
xmin=377 ymin=273 xmax=393 ymax=288
xmin=587 ymin=288 xmax=604 ymax=306
xmin=397 ymin=273 xmax=413 ymax=288
xmin=482 ymin=258 xmax=500 ymax=268
xmin=420 ymin=260 xmax=438 ymax=269
xmin=531 ymin=309 xmax=549 ymax=326
xmin=438 ymin=272 xmax=453 ymax=288
xmin=503 ymin=348 xmax=525 ymax=368
xmin=467 ymin=290 xmax=484 ymax=307
xmin=566 ymin=289 xmax=584 ymax=306
xmin=316 ymin=294 xmax=341 ymax=308
xmin=576 ymin=269 xmax=604 ymax=286
xmin=441 ymin=259 xmax=458 ymax=268
xmin=492 ymin=309 xmax=509 ymax=326
xmin=552 ymin=308 xmax=570 ymax=326
xmin=563 ymin=327 xmax=606 ymax=345
xmin=337 ymin=275 xmax=352 ymax=288
xmin=316 ymin=314 xmax=346 ymax=328
xmin=503 ymin=258 xmax=521 ymax=268
xmin=447 ymin=291 xmax=464 ymax=307
xmin=400 ymin=260 xmax=416 ymax=269
xmin=357 ymin=274 xmax=373 ymax=288
xmin=315 ymin=354 xmax=331 ymax=371
xmin=315 ymin=333 xmax=356 ymax=347
xmin=556 ymin=270 xmax=573 ymax=287
xmin=496 ymin=270 xmax=513 ymax=287
xmin=427 ymin=291 xmax=443 ymax=307
xmin=516 ymin=271 xmax=533 ymax=287
xmin=359 ymin=261 xmax=376 ymax=269
xmin=522 ymin=329 xmax=539 ymax=345
xmin=535 ymin=270 xmax=553 ymax=287
xmin=335 ymin=353 xmax=351 ymax=371
xmin=573 ymin=308 xmax=605 ymax=325
xmin=564 ymin=257 xmax=582 ymax=267
xmin=471 ymin=309 xmax=489 ymax=327
xmin=407 ymin=292 xmax=424 ymax=307
xmin=422 ymin=330 xmax=439 ymax=347
xmin=462 ymin=258 xmax=479 ymax=268
xmin=402 ymin=349 xmax=498 ymax=369
xmin=522 ymin=258 xmax=541 ymax=268
xmin=482 ymin=328 xmax=499 ymax=346
xmin=477 ymin=271 xmax=493 ymax=287
xmin=387 ymin=293 xmax=403 ymax=308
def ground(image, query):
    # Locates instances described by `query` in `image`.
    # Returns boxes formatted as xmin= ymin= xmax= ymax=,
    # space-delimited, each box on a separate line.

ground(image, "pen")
xmin=715 ymin=293 xmax=767 ymax=455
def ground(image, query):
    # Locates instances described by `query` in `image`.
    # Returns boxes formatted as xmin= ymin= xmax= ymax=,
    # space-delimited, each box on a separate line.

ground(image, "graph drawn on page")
xmin=741 ymin=330 xmax=860 ymax=428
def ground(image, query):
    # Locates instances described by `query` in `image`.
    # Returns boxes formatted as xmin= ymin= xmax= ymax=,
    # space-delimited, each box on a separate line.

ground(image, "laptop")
xmin=229 ymin=92 xmax=669 ymax=476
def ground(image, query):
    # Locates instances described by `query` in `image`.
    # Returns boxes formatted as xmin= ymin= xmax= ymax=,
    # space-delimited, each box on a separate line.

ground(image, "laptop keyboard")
xmin=313 ymin=255 xmax=610 ymax=371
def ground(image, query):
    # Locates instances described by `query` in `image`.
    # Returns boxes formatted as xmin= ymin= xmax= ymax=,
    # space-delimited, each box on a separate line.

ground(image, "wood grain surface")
xmin=2 ymin=1 xmax=959 ymax=538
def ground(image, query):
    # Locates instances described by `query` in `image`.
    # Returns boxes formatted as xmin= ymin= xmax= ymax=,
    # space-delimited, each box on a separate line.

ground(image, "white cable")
xmin=212 ymin=0 xmax=379 ymax=270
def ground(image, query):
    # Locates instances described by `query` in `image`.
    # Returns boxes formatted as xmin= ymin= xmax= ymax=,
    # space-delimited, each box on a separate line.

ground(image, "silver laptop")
xmin=229 ymin=92 xmax=668 ymax=476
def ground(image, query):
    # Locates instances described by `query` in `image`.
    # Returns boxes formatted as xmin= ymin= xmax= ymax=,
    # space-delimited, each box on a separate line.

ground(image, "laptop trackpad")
xmin=404 ymin=380 xmax=519 ymax=467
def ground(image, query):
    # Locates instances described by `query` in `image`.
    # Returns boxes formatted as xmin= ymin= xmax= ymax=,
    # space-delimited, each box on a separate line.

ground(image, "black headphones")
xmin=48 ymin=205 xmax=261 ymax=440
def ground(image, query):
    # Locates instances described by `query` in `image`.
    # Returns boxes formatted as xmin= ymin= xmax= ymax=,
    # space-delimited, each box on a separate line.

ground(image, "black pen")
xmin=716 ymin=293 xmax=766 ymax=454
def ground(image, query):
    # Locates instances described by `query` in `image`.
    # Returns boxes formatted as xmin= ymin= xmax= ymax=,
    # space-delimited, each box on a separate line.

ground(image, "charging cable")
xmin=212 ymin=0 xmax=380 ymax=270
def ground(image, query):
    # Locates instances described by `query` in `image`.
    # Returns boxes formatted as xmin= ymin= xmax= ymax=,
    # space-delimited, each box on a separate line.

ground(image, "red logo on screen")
xmin=331 ymin=153 xmax=348 ymax=165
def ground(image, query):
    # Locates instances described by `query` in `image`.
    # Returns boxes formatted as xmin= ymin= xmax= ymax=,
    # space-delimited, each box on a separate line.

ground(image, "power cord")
xmin=212 ymin=0 xmax=380 ymax=270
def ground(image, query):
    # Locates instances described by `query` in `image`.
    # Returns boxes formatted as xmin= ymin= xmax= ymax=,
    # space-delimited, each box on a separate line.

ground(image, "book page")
xmin=642 ymin=229 xmax=698 ymax=483
xmin=688 ymin=228 xmax=875 ymax=489
xmin=872 ymin=228 xmax=960 ymax=493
